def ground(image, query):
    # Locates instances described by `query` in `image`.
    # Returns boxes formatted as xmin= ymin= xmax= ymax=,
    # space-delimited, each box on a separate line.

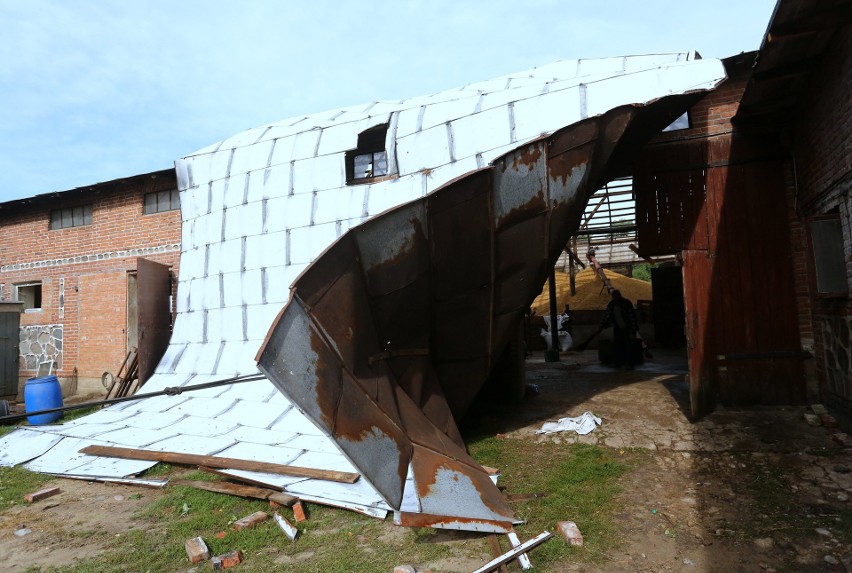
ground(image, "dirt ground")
xmin=2 ymin=348 xmax=851 ymax=572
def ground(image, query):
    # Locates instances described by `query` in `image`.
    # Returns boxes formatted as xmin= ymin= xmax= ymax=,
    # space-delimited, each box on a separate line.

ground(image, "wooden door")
xmin=0 ymin=308 xmax=21 ymax=396
xmin=136 ymin=258 xmax=172 ymax=385
xmin=682 ymin=250 xmax=716 ymax=418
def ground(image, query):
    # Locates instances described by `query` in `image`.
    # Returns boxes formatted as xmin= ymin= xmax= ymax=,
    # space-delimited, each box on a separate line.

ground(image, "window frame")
xmin=15 ymin=281 xmax=43 ymax=312
xmin=806 ymin=212 xmax=849 ymax=299
xmin=49 ymin=204 xmax=92 ymax=230
xmin=345 ymin=124 xmax=392 ymax=184
xmin=143 ymin=189 xmax=181 ymax=215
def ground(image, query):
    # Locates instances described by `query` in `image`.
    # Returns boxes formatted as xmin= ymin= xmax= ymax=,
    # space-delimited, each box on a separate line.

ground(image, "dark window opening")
xmin=16 ymin=282 xmax=42 ymax=311
xmin=50 ymin=205 xmax=92 ymax=229
xmin=346 ymin=124 xmax=390 ymax=183
xmin=144 ymin=189 xmax=181 ymax=214
xmin=808 ymin=212 xmax=847 ymax=297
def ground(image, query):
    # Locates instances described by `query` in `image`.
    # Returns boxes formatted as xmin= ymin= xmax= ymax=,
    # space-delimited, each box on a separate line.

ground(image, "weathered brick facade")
xmin=791 ymin=25 xmax=852 ymax=427
xmin=637 ymin=54 xmax=812 ymax=411
xmin=0 ymin=169 xmax=180 ymax=397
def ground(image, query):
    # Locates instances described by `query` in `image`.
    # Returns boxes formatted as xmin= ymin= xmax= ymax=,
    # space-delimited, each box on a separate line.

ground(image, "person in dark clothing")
xmin=598 ymin=289 xmax=638 ymax=368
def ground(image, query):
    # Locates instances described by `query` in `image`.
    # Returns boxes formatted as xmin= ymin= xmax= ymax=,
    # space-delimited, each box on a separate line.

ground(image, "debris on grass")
xmin=557 ymin=521 xmax=584 ymax=546
xmin=211 ymin=550 xmax=243 ymax=570
xmin=293 ymin=501 xmax=308 ymax=522
xmin=273 ymin=511 xmax=299 ymax=541
xmin=24 ymin=486 xmax=60 ymax=504
xmin=472 ymin=531 xmax=553 ymax=573
xmin=184 ymin=536 xmax=210 ymax=564
xmin=507 ymin=530 xmax=533 ymax=569
xmin=233 ymin=510 xmax=268 ymax=531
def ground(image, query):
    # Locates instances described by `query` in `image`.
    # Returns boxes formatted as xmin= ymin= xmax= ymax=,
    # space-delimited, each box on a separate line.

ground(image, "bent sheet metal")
xmin=1 ymin=54 xmax=725 ymax=533
xmin=256 ymin=60 xmax=725 ymax=531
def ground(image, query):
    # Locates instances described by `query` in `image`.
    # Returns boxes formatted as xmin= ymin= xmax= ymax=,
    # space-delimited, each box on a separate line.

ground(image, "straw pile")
xmin=531 ymin=268 xmax=652 ymax=313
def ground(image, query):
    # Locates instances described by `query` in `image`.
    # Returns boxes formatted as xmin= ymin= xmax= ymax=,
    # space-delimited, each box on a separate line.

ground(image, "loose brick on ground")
xmin=233 ymin=511 xmax=268 ymax=531
xmin=24 ymin=487 xmax=61 ymax=504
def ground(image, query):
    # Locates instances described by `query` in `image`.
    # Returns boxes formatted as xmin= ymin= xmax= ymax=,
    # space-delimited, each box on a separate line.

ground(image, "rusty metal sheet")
xmin=394 ymin=511 xmax=514 ymax=534
xmin=258 ymin=101 xmax=712 ymax=529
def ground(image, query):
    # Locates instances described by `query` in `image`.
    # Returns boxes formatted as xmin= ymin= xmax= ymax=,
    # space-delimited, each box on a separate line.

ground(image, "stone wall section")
xmin=19 ymin=324 xmax=63 ymax=372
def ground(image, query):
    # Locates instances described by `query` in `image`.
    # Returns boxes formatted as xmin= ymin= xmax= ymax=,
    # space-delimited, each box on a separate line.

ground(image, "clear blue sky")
xmin=0 ymin=0 xmax=778 ymax=202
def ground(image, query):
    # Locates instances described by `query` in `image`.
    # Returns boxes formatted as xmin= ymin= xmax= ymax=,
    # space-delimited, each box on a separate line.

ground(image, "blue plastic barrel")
xmin=24 ymin=375 xmax=63 ymax=425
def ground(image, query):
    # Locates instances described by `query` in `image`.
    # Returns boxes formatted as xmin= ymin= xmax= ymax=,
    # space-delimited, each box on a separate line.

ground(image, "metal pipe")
xmin=0 ymin=373 xmax=267 ymax=424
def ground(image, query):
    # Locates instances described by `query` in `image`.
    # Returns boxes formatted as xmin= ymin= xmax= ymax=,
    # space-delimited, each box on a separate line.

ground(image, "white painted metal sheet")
xmin=0 ymin=429 xmax=63 ymax=466
xmin=22 ymin=437 xmax=153 ymax=477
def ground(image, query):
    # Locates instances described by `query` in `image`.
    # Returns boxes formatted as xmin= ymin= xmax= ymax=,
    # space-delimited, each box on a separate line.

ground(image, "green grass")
xmin=60 ymin=405 xmax=101 ymax=423
xmin=17 ymin=438 xmax=632 ymax=572
xmin=468 ymin=436 xmax=635 ymax=566
xmin=0 ymin=465 xmax=52 ymax=508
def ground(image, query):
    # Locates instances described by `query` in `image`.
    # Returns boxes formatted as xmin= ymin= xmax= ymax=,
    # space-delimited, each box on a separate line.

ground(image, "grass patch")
xmin=33 ymin=438 xmax=633 ymax=572
xmin=0 ymin=465 xmax=52 ymax=509
xmin=468 ymin=436 xmax=634 ymax=566
xmin=60 ymin=405 xmax=102 ymax=423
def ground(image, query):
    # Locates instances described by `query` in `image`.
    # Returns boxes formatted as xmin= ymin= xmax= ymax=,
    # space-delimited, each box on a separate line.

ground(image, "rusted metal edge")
xmin=393 ymin=511 xmax=515 ymax=534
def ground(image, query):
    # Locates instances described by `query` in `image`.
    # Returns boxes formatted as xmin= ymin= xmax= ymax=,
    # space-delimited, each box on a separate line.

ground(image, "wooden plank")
xmin=172 ymin=479 xmax=276 ymax=500
xmin=472 ymin=531 xmax=553 ymax=573
xmin=79 ymin=445 xmax=360 ymax=484
xmin=196 ymin=467 xmax=298 ymax=506
xmin=486 ymin=535 xmax=509 ymax=573
xmin=268 ymin=492 xmax=299 ymax=507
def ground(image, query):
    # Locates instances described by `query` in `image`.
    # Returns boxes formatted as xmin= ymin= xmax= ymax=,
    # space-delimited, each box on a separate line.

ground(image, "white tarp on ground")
xmin=0 ymin=53 xmax=725 ymax=517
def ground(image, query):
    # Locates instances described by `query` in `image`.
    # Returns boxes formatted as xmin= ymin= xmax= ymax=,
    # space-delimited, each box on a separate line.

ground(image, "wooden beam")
xmin=79 ymin=445 xmax=360 ymax=483
xmin=486 ymin=535 xmax=510 ymax=573
xmin=172 ymin=479 xmax=279 ymax=500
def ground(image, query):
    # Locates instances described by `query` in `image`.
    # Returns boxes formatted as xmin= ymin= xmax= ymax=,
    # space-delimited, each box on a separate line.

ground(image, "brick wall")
xmin=639 ymin=53 xmax=816 ymax=406
xmin=0 ymin=170 xmax=181 ymax=397
xmin=650 ymin=56 xmax=751 ymax=145
xmin=791 ymin=25 xmax=852 ymax=427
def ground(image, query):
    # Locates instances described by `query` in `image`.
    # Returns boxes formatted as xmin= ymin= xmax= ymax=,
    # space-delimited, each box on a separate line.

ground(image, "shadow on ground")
xmin=464 ymin=348 xmax=852 ymax=572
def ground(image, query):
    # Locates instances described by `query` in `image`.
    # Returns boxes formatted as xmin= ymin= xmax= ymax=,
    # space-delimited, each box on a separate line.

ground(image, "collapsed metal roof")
xmin=0 ymin=53 xmax=726 ymax=531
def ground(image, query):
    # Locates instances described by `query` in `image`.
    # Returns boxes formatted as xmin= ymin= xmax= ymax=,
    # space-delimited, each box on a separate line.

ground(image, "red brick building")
xmin=634 ymin=1 xmax=850 ymax=426
xmin=0 ymin=169 xmax=180 ymax=398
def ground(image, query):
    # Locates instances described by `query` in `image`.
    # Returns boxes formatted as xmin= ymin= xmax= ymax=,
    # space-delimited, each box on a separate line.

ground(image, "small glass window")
xmin=809 ymin=214 xmax=847 ymax=296
xmin=50 ymin=205 xmax=92 ymax=229
xmin=346 ymin=124 xmax=391 ymax=184
xmin=144 ymin=189 xmax=180 ymax=214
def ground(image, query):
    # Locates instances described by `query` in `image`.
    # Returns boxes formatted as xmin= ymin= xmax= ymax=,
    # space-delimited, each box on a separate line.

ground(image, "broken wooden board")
xmin=171 ymin=479 xmax=297 ymax=506
xmin=486 ymin=535 xmax=509 ymax=573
